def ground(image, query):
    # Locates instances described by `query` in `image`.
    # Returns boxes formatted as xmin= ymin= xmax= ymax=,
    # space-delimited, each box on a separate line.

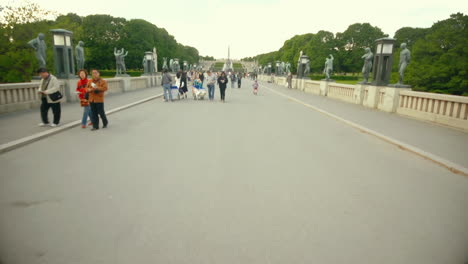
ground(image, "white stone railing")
xmin=0 ymin=81 xmax=67 ymax=113
xmin=106 ymin=78 xmax=124 ymax=94
xmin=260 ymin=74 xmax=468 ymax=131
xmin=327 ymin=83 xmax=356 ymax=103
xmin=304 ymin=80 xmax=321 ymax=95
xmin=130 ymin=77 xmax=148 ymax=90
xmin=397 ymin=91 xmax=468 ymax=130
xmin=0 ymin=75 xmax=161 ymax=114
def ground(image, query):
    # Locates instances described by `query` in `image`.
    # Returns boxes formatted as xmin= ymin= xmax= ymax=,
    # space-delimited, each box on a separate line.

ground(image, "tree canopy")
xmin=0 ymin=5 xmax=201 ymax=83
xmin=246 ymin=14 xmax=467 ymax=95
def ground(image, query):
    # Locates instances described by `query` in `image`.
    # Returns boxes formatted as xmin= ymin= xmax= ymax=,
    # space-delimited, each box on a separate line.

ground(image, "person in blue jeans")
xmin=161 ymin=69 xmax=173 ymax=102
xmin=205 ymin=71 xmax=217 ymax=100
xmin=76 ymin=69 xmax=92 ymax=128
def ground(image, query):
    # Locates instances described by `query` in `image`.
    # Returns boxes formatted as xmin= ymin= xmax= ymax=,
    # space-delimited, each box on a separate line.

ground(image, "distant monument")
xmin=75 ymin=41 xmax=85 ymax=70
xmin=223 ymin=46 xmax=233 ymax=72
xmin=398 ymin=43 xmax=411 ymax=85
xmin=114 ymin=47 xmax=128 ymax=76
xmin=360 ymin=48 xmax=373 ymax=84
xmin=28 ymin=33 xmax=47 ymax=68
xmin=323 ymin=54 xmax=334 ymax=80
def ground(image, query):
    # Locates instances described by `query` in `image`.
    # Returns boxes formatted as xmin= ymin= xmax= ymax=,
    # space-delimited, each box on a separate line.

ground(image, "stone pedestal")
xmin=62 ymin=78 xmax=79 ymax=103
xmin=353 ymin=84 xmax=367 ymax=105
xmin=379 ymin=87 xmax=411 ymax=112
xmin=121 ymin=77 xmax=131 ymax=92
xmin=363 ymin=85 xmax=380 ymax=108
xmin=319 ymin=81 xmax=329 ymax=96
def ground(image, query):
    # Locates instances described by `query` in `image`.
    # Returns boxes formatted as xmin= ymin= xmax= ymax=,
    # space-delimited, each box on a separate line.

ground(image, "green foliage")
xmin=0 ymin=4 xmax=202 ymax=83
xmin=405 ymin=13 xmax=467 ymax=95
xmin=246 ymin=14 xmax=467 ymax=95
xmin=309 ymin=75 xmax=359 ymax=81
xmin=98 ymin=70 xmax=143 ymax=77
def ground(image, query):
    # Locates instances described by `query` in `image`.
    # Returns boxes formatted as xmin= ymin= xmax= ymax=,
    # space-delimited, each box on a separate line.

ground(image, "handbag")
xmin=49 ymin=91 xmax=63 ymax=101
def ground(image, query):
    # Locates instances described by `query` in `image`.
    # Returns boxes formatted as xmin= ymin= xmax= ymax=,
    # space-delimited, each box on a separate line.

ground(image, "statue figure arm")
xmin=28 ymin=39 xmax=37 ymax=50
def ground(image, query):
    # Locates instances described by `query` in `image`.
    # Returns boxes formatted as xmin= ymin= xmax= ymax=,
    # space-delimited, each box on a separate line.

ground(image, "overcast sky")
xmin=4 ymin=0 xmax=466 ymax=59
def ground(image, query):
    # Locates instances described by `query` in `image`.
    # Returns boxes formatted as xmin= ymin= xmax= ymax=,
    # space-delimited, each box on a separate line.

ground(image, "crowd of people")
xmin=36 ymin=68 xmax=256 ymax=130
xmin=161 ymin=70 xmax=248 ymax=103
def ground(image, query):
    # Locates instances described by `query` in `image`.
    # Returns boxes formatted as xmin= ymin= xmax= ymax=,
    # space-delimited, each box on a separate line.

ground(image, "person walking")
xmin=230 ymin=73 xmax=236 ymax=88
xmin=287 ymin=73 xmax=293 ymax=89
xmin=199 ymin=71 xmax=205 ymax=89
xmin=237 ymin=72 xmax=242 ymax=88
xmin=76 ymin=69 xmax=92 ymax=128
xmin=206 ymin=71 xmax=217 ymax=100
xmin=161 ymin=69 xmax=173 ymax=102
xmin=253 ymin=80 xmax=259 ymax=95
xmin=87 ymin=69 xmax=109 ymax=131
xmin=217 ymin=71 xmax=229 ymax=103
xmin=180 ymin=71 xmax=188 ymax=98
xmin=37 ymin=68 xmax=62 ymax=127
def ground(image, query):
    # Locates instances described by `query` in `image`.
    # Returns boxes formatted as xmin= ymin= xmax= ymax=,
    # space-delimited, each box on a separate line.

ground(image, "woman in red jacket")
xmin=76 ymin=69 xmax=92 ymax=128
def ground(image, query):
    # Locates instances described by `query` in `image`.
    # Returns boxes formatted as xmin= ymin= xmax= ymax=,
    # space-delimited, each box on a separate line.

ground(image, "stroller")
xmin=192 ymin=79 xmax=207 ymax=100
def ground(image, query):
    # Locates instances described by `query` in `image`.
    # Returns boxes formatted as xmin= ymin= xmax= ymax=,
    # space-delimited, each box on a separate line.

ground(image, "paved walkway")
xmin=258 ymin=80 xmax=468 ymax=168
xmin=0 ymin=79 xmax=467 ymax=264
xmin=0 ymin=87 xmax=163 ymax=145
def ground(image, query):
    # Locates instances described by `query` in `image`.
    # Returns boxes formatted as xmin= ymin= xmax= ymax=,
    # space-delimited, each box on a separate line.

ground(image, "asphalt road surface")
xmin=1 ymin=79 xmax=467 ymax=264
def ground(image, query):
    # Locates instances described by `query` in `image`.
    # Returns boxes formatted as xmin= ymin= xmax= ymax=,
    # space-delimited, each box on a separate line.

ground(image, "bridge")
xmin=0 ymin=77 xmax=467 ymax=263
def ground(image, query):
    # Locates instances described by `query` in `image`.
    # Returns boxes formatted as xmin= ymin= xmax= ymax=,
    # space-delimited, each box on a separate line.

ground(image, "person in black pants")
xmin=37 ymin=68 xmax=62 ymax=127
xmin=217 ymin=72 xmax=229 ymax=103
xmin=87 ymin=69 xmax=109 ymax=131
xmin=237 ymin=73 xmax=242 ymax=88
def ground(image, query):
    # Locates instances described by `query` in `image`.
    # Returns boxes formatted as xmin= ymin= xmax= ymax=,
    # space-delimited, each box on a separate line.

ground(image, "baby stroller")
xmin=192 ymin=80 xmax=206 ymax=100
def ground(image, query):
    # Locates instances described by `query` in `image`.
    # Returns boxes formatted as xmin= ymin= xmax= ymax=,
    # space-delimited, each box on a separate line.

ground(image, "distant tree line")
xmin=0 ymin=3 xmax=201 ymax=83
xmin=245 ymin=13 xmax=467 ymax=95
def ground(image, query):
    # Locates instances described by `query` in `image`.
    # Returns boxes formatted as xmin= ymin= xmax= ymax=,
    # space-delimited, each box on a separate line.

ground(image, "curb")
xmin=0 ymin=93 xmax=163 ymax=154
xmin=262 ymin=83 xmax=468 ymax=177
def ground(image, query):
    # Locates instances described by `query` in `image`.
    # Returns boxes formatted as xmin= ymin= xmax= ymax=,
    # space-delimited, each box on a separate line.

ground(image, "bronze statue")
xmin=398 ymin=43 xmax=411 ymax=84
xmin=28 ymin=33 xmax=47 ymax=68
xmin=361 ymin=48 xmax=373 ymax=83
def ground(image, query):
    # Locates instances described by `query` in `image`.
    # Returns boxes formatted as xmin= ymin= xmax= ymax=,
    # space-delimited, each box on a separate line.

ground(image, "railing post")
xmin=319 ymin=80 xmax=329 ymax=96
xmin=353 ymin=84 xmax=367 ymax=105
xmin=379 ymin=87 xmax=412 ymax=112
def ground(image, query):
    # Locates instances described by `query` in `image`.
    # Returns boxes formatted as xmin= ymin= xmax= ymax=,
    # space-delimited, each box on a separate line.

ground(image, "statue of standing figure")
xmin=28 ymin=33 xmax=47 ymax=68
xmin=398 ymin=43 xmax=411 ymax=84
xmin=323 ymin=54 xmax=334 ymax=80
xmin=361 ymin=48 xmax=373 ymax=83
xmin=162 ymin=57 xmax=169 ymax=71
xmin=303 ymin=59 xmax=310 ymax=76
xmin=285 ymin=62 xmax=291 ymax=74
xmin=114 ymin=47 xmax=128 ymax=75
xmin=75 ymin=41 xmax=85 ymax=70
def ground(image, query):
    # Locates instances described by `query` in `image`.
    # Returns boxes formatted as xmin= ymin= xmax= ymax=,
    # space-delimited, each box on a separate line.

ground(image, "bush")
xmin=309 ymin=74 xmax=359 ymax=81
xmin=98 ymin=70 xmax=144 ymax=77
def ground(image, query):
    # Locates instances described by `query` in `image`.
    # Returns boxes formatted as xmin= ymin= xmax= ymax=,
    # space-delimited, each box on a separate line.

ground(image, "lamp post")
xmin=144 ymin=52 xmax=154 ymax=74
xmin=50 ymin=29 xmax=75 ymax=79
xmin=372 ymin=38 xmax=395 ymax=86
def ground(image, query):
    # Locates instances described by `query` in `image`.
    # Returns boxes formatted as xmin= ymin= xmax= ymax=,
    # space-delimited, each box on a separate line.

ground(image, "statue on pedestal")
xmin=398 ymin=43 xmax=411 ymax=85
xmin=114 ymin=47 xmax=128 ymax=75
xmin=75 ymin=41 xmax=85 ymax=70
xmin=361 ymin=48 xmax=373 ymax=83
xmin=323 ymin=54 xmax=334 ymax=80
xmin=28 ymin=33 xmax=47 ymax=68
xmin=285 ymin=62 xmax=291 ymax=74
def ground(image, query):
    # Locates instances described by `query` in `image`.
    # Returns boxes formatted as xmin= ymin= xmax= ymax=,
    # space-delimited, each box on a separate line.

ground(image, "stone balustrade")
xmin=397 ymin=91 xmax=468 ymax=130
xmin=259 ymin=75 xmax=468 ymax=131
xmin=0 ymin=75 xmax=162 ymax=114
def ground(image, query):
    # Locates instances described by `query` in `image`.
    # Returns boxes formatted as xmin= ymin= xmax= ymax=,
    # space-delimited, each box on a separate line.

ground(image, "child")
xmin=253 ymin=80 xmax=259 ymax=95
